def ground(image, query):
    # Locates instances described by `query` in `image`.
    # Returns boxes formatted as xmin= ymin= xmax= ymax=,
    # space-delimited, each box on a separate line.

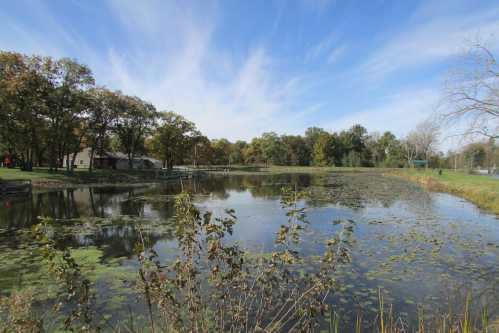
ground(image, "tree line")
xmin=0 ymin=51 xmax=158 ymax=171
xmin=1 ymin=49 xmax=497 ymax=172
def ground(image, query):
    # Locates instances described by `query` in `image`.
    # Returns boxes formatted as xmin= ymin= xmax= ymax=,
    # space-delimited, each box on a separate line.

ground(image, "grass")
xmin=0 ymin=167 xmax=160 ymax=188
xmin=212 ymin=164 xmax=395 ymax=175
xmin=389 ymin=168 xmax=499 ymax=215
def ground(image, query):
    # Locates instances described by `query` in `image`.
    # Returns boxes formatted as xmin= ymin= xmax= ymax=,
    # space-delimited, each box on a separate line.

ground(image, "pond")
xmin=0 ymin=172 xmax=498 ymax=331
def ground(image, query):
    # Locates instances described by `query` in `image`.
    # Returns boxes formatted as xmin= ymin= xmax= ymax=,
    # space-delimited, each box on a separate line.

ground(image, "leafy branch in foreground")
xmin=135 ymin=186 xmax=351 ymax=332
xmin=31 ymin=217 xmax=98 ymax=332
xmin=2 ymin=187 xmax=495 ymax=332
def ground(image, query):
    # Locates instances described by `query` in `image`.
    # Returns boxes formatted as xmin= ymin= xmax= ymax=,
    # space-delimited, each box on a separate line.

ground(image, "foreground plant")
xmin=135 ymin=186 xmax=351 ymax=332
xmin=1 ymin=187 xmax=496 ymax=332
xmin=31 ymin=218 xmax=98 ymax=332
xmin=0 ymin=290 xmax=42 ymax=333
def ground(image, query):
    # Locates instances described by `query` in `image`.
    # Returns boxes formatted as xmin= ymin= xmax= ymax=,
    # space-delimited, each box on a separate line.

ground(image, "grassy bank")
xmin=390 ymin=169 xmax=499 ymax=215
xmin=0 ymin=167 xmax=160 ymax=188
xmin=210 ymin=164 xmax=394 ymax=175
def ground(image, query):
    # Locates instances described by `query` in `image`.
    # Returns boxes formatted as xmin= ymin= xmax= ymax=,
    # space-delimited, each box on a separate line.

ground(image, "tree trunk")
xmin=128 ymin=152 xmax=133 ymax=169
xmin=66 ymin=153 xmax=71 ymax=172
xmin=71 ymin=151 xmax=78 ymax=172
xmin=89 ymin=147 xmax=95 ymax=173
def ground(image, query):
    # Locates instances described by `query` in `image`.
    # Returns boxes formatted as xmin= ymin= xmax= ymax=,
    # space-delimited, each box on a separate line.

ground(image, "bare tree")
xmin=444 ymin=41 xmax=499 ymax=139
xmin=406 ymin=119 xmax=440 ymax=167
xmin=402 ymin=136 xmax=417 ymax=166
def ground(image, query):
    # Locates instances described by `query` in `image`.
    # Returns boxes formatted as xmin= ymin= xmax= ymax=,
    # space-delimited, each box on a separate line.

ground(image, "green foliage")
xmin=463 ymin=143 xmax=487 ymax=169
xmin=113 ymin=95 xmax=158 ymax=168
xmin=211 ymin=138 xmax=233 ymax=165
xmin=0 ymin=51 xmax=160 ymax=172
xmin=148 ymin=111 xmax=197 ymax=169
xmin=31 ymin=217 xmax=98 ymax=332
xmin=134 ymin=188 xmax=350 ymax=332
xmin=0 ymin=49 xmax=438 ymax=172
xmin=312 ymin=133 xmax=334 ymax=166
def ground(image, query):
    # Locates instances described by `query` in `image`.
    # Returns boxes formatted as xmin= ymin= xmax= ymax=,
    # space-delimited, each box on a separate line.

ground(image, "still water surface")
xmin=0 ymin=173 xmax=498 ymax=329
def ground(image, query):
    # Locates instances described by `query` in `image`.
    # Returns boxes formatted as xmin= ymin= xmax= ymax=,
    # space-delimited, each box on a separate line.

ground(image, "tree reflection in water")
xmin=0 ymin=173 xmax=498 ymax=328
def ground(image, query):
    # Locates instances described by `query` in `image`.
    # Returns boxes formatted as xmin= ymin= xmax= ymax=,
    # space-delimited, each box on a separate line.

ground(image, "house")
xmin=63 ymin=148 xmax=162 ymax=170
xmin=63 ymin=148 xmax=92 ymax=169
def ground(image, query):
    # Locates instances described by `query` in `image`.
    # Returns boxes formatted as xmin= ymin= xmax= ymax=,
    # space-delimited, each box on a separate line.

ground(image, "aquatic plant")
xmin=31 ymin=217 xmax=98 ymax=332
xmin=1 ymin=185 xmax=498 ymax=332
xmin=133 ymin=186 xmax=351 ymax=332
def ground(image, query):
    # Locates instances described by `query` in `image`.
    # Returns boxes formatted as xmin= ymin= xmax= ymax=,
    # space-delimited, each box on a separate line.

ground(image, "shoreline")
xmin=387 ymin=170 xmax=499 ymax=216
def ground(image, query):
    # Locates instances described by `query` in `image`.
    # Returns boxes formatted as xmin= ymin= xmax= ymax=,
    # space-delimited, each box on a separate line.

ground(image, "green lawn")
xmin=391 ymin=169 xmax=499 ymax=215
xmin=397 ymin=168 xmax=499 ymax=193
xmin=0 ymin=167 xmax=159 ymax=186
xmin=0 ymin=167 xmax=69 ymax=181
xmin=213 ymin=165 xmax=394 ymax=175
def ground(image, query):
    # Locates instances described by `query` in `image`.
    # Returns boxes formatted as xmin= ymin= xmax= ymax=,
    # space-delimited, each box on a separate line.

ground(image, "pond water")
xmin=0 ymin=172 xmax=498 ymax=330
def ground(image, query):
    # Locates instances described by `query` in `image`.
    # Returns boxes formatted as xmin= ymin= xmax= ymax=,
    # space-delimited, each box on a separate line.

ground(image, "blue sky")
xmin=1 ymin=0 xmax=499 ymax=145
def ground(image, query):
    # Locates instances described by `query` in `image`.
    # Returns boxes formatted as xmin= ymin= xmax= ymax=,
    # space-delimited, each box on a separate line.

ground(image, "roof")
xmin=95 ymin=151 xmax=128 ymax=160
xmin=141 ymin=157 xmax=162 ymax=164
xmin=95 ymin=151 xmax=160 ymax=163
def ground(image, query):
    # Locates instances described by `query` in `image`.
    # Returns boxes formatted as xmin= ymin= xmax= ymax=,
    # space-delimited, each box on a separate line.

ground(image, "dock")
xmin=155 ymin=168 xmax=207 ymax=181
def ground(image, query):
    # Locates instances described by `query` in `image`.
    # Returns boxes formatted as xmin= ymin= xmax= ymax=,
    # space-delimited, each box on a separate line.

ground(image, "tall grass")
xmin=389 ymin=169 xmax=499 ymax=215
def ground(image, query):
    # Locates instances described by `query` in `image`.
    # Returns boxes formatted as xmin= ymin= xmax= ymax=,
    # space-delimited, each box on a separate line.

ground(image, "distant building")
xmin=64 ymin=148 xmax=92 ymax=169
xmin=63 ymin=148 xmax=162 ymax=170
xmin=410 ymin=160 xmax=428 ymax=168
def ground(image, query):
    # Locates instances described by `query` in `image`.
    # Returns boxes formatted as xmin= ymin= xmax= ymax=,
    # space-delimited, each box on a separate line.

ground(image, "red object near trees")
xmin=3 ymin=154 xmax=12 ymax=168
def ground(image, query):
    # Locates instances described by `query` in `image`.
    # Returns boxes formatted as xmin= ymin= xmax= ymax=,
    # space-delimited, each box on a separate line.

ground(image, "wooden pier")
xmin=0 ymin=179 xmax=32 ymax=196
xmin=155 ymin=168 xmax=207 ymax=181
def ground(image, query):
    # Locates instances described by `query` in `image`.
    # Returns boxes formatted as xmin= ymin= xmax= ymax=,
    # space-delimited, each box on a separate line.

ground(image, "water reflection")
xmin=0 ymin=173 xmax=498 ymax=330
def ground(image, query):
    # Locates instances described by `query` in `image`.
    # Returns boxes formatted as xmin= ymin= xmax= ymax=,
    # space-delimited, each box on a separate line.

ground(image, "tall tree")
xmin=281 ymin=135 xmax=310 ymax=166
xmin=406 ymin=119 xmax=440 ymax=167
xmin=149 ymin=111 xmax=197 ymax=170
xmin=0 ymin=52 xmax=50 ymax=170
xmin=114 ymin=95 xmax=158 ymax=168
xmin=85 ymin=88 xmax=121 ymax=172
xmin=312 ymin=132 xmax=333 ymax=166
xmin=304 ymin=127 xmax=327 ymax=164
xmin=463 ymin=142 xmax=487 ymax=169
xmin=229 ymin=140 xmax=247 ymax=165
xmin=42 ymin=57 xmax=95 ymax=170
xmin=211 ymin=139 xmax=233 ymax=165
xmin=260 ymin=132 xmax=287 ymax=165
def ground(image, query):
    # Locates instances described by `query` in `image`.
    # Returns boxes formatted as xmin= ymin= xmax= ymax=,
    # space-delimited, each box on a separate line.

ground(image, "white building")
xmin=63 ymin=148 xmax=162 ymax=170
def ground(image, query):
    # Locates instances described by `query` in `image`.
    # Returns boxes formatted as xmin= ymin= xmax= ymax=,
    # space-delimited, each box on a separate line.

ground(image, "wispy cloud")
xmin=327 ymin=44 xmax=347 ymax=64
xmin=328 ymin=88 xmax=440 ymax=136
xmin=101 ymin=1 xmax=311 ymax=140
xmin=3 ymin=0 xmax=496 ymax=145
xmin=304 ymin=32 xmax=347 ymax=64
xmin=0 ymin=0 xmax=316 ymax=141
xmin=359 ymin=2 xmax=499 ymax=79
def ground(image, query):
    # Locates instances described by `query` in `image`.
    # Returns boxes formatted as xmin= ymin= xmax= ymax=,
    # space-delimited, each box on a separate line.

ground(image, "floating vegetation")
xmin=0 ymin=173 xmax=498 ymax=331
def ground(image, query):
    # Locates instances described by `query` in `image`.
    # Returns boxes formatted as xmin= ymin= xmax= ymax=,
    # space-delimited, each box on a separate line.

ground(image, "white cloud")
xmin=304 ymin=32 xmax=341 ymax=63
xmin=98 ymin=1 xmax=312 ymax=140
xmin=328 ymin=88 xmax=440 ymax=136
xmin=360 ymin=3 xmax=499 ymax=79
